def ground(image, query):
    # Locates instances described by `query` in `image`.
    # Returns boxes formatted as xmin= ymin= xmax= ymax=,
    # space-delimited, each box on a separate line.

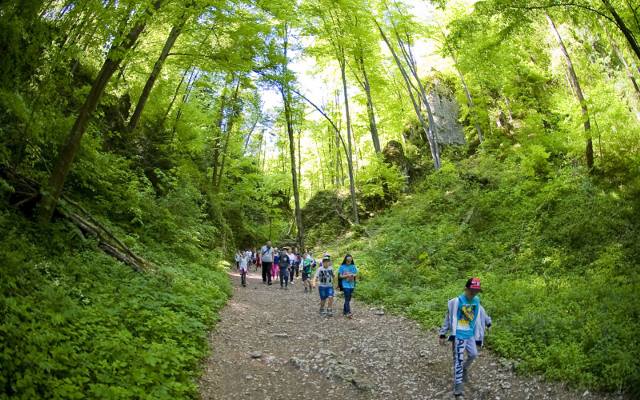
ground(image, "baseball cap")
xmin=322 ymin=253 xmax=331 ymax=260
xmin=465 ymin=277 xmax=482 ymax=291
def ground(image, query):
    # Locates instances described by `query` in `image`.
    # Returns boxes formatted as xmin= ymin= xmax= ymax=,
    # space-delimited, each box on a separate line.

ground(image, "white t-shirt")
xmin=239 ymin=255 xmax=249 ymax=271
xmin=315 ymin=266 xmax=334 ymax=287
xmin=261 ymin=245 xmax=273 ymax=262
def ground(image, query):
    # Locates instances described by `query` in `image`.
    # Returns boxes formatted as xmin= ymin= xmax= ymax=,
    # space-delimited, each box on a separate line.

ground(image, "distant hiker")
xmin=279 ymin=248 xmax=291 ymax=289
xmin=272 ymin=249 xmax=280 ymax=282
xmin=234 ymin=251 xmax=241 ymax=271
xmin=292 ymin=249 xmax=301 ymax=279
xmin=314 ymin=254 xmax=335 ymax=316
xmin=338 ymin=254 xmax=357 ymax=318
xmin=439 ymin=278 xmax=492 ymax=399
xmin=261 ymin=241 xmax=274 ymax=285
xmin=239 ymin=250 xmax=249 ymax=287
xmin=288 ymin=249 xmax=297 ymax=285
xmin=255 ymin=249 xmax=261 ymax=273
xmin=301 ymin=252 xmax=313 ymax=293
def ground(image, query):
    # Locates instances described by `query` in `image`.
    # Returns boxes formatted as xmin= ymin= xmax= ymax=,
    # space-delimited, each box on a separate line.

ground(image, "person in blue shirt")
xmin=438 ymin=277 xmax=492 ymax=399
xmin=338 ymin=254 xmax=358 ymax=318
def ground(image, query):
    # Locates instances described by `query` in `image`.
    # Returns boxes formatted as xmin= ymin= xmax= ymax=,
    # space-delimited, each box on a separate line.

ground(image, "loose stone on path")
xmin=199 ymin=270 xmax=621 ymax=400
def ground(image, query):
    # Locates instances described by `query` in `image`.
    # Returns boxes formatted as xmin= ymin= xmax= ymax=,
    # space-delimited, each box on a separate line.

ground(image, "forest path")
xmin=199 ymin=270 xmax=612 ymax=400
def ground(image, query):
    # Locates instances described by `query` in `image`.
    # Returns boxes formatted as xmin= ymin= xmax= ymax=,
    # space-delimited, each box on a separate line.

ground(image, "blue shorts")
xmin=318 ymin=286 xmax=334 ymax=300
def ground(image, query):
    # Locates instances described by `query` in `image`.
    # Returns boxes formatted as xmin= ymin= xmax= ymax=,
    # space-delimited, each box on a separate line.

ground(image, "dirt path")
xmin=199 ymin=270 xmax=618 ymax=400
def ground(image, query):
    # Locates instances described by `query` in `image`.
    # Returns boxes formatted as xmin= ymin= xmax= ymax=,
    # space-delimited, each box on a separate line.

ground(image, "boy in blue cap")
xmin=439 ymin=277 xmax=492 ymax=398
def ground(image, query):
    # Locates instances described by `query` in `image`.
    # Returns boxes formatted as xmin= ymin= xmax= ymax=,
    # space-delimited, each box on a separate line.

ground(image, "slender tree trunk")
xmin=606 ymin=28 xmax=640 ymax=97
xmin=443 ymin=32 xmax=484 ymax=142
xmin=339 ymin=56 xmax=359 ymax=224
xmin=172 ymin=67 xmax=198 ymax=133
xmin=376 ymin=20 xmax=441 ymax=169
xmin=297 ymin=130 xmax=302 ymax=193
xmin=215 ymin=80 xmax=242 ymax=191
xmin=395 ymin=33 xmax=441 ymax=167
xmin=38 ymin=2 xmax=162 ymax=223
xmin=128 ymin=22 xmax=184 ymax=132
xmin=356 ymin=54 xmax=381 ymax=153
xmin=160 ymin=66 xmax=192 ymax=127
xmin=601 ymin=0 xmax=640 ymax=62
xmin=547 ymin=14 xmax=594 ymax=170
xmin=212 ymin=74 xmax=232 ymax=188
xmin=281 ymin=26 xmax=305 ymax=251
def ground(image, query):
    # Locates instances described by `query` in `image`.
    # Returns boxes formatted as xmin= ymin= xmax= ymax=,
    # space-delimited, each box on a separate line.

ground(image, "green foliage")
xmin=327 ymin=154 xmax=640 ymax=392
xmin=356 ymin=155 xmax=405 ymax=210
xmin=0 ymin=210 xmax=231 ymax=399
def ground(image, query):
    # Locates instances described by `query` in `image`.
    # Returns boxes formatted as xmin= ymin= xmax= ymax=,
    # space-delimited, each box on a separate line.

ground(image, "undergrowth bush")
xmin=326 ymin=155 xmax=640 ymax=394
xmin=0 ymin=210 xmax=231 ymax=399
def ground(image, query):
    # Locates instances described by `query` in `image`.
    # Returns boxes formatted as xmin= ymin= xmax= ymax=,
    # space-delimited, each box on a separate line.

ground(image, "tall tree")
xmin=546 ymin=13 xmax=594 ymax=170
xmin=37 ymin=0 xmax=165 ymax=222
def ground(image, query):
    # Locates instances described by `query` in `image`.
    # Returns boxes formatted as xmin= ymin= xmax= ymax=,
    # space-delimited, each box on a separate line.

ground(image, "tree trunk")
xmin=394 ymin=32 xmax=441 ymax=168
xmin=606 ymin=28 xmax=640 ymax=97
xmin=356 ymin=54 xmax=381 ymax=153
xmin=339 ymin=56 xmax=359 ymax=224
xmin=376 ymin=20 xmax=441 ymax=169
xmin=38 ymin=2 xmax=161 ymax=223
xmin=215 ymin=79 xmax=242 ymax=191
xmin=160 ymin=66 xmax=192 ymax=127
xmin=281 ymin=26 xmax=305 ymax=251
xmin=547 ymin=14 xmax=594 ymax=170
xmin=601 ymin=0 xmax=640 ymax=62
xmin=443 ymin=32 xmax=484 ymax=142
xmin=211 ymin=74 xmax=232 ymax=188
xmin=128 ymin=22 xmax=184 ymax=132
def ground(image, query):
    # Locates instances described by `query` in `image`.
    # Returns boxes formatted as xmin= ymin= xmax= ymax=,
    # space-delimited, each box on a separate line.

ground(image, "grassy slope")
xmin=327 ymin=156 xmax=640 ymax=393
xmin=0 ymin=211 xmax=231 ymax=399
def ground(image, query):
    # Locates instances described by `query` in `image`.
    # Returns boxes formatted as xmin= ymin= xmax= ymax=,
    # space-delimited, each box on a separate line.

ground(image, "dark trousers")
xmin=261 ymin=261 xmax=272 ymax=284
xmin=343 ymin=287 xmax=354 ymax=315
xmin=240 ymin=269 xmax=247 ymax=286
xmin=279 ymin=268 xmax=289 ymax=287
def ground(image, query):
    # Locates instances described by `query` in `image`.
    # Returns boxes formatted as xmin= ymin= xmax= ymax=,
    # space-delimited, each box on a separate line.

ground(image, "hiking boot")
xmin=319 ymin=307 xmax=326 ymax=316
xmin=327 ymin=308 xmax=334 ymax=316
xmin=345 ymin=313 xmax=353 ymax=319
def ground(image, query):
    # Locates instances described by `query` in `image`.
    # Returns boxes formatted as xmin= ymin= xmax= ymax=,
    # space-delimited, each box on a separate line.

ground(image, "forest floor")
xmin=199 ymin=270 xmax=620 ymax=400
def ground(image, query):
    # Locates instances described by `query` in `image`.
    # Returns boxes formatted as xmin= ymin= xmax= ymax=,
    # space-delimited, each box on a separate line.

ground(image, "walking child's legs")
xmin=279 ymin=269 xmax=289 ymax=287
xmin=451 ymin=338 xmax=477 ymax=395
xmin=343 ymin=287 xmax=353 ymax=315
xmin=240 ymin=270 xmax=247 ymax=286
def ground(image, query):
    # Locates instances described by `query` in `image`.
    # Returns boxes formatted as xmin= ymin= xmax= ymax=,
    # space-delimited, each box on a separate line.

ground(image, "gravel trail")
xmin=199 ymin=270 xmax=619 ymax=400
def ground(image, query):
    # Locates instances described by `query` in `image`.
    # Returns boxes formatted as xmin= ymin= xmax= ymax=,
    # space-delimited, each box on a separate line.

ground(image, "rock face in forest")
xmin=402 ymin=81 xmax=466 ymax=147
xmin=429 ymin=83 xmax=466 ymax=145
xmin=382 ymin=140 xmax=409 ymax=176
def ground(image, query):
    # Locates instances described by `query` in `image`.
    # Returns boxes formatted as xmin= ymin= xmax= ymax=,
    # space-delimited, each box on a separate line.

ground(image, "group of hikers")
xmin=234 ymin=241 xmax=490 ymax=398
xmin=234 ymin=240 xmax=358 ymax=318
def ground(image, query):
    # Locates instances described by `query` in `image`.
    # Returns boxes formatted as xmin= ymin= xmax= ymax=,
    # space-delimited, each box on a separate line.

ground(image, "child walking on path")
xmin=438 ymin=278 xmax=492 ymax=399
xmin=239 ymin=251 xmax=249 ymax=287
xmin=301 ymin=253 xmax=313 ymax=293
xmin=338 ymin=254 xmax=357 ymax=318
xmin=278 ymin=249 xmax=291 ymax=289
xmin=314 ymin=254 xmax=335 ymax=316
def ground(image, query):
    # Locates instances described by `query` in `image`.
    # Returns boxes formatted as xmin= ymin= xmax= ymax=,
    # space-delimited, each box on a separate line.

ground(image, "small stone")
xmin=245 ymin=374 xmax=253 ymax=380
xmin=250 ymin=351 xmax=263 ymax=359
xmin=582 ymin=390 xmax=590 ymax=397
xmin=500 ymin=382 xmax=511 ymax=390
xmin=374 ymin=310 xmax=385 ymax=316
xmin=273 ymin=332 xmax=289 ymax=338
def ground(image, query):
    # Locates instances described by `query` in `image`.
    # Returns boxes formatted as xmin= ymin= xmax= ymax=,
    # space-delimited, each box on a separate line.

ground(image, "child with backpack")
xmin=438 ymin=277 xmax=492 ymax=399
xmin=338 ymin=254 xmax=357 ymax=318
xmin=313 ymin=254 xmax=335 ymax=316
xmin=301 ymin=252 xmax=313 ymax=293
